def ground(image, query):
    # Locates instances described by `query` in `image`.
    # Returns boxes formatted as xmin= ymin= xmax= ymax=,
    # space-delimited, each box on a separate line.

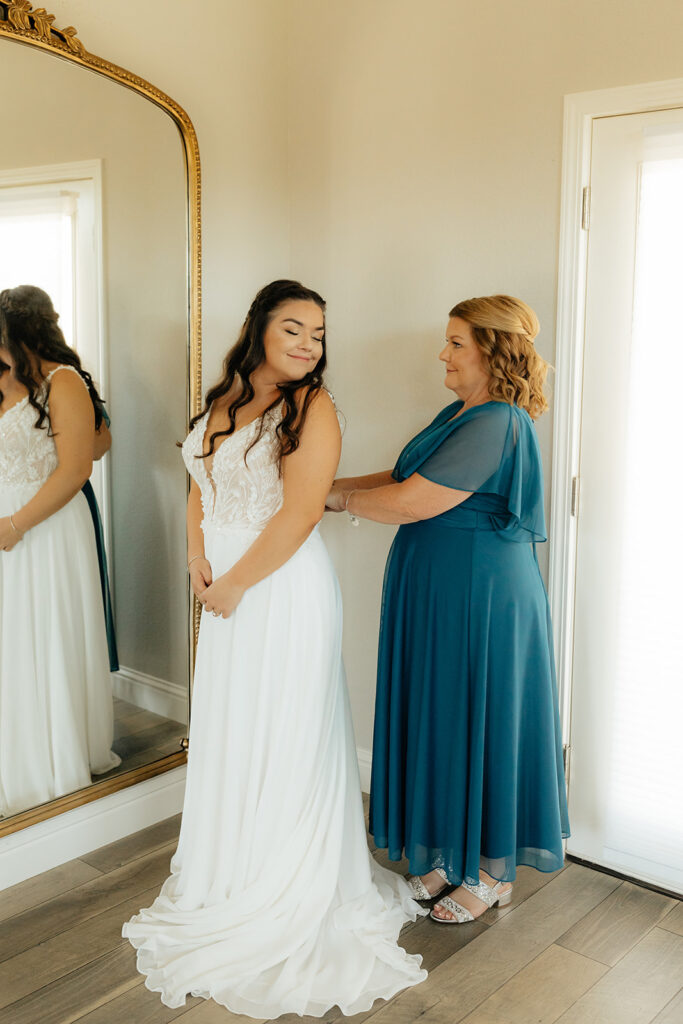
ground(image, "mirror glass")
xmin=0 ymin=40 xmax=190 ymax=822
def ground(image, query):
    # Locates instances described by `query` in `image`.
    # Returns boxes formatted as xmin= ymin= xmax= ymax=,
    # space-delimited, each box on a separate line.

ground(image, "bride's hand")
xmin=200 ymin=574 xmax=246 ymax=619
xmin=0 ymin=516 xmax=23 ymax=552
xmin=325 ymin=485 xmax=346 ymax=513
xmin=189 ymin=556 xmax=213 ymax=598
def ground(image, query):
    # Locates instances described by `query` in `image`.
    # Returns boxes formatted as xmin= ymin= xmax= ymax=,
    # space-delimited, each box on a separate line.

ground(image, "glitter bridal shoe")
xmin=407 ymin=867 xmax=451 ymax=901
xmin=430 ymin=877 xmax=513 ymax=924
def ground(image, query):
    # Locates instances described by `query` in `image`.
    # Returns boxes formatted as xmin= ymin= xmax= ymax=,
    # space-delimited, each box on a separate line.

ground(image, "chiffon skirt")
xmin=370 ymin=518 xmax=570 ymax=886
xmin=122 ymin=522 xmax=427 ymax=1018
xmin=0 ymin=483 xmax=120 ymax=818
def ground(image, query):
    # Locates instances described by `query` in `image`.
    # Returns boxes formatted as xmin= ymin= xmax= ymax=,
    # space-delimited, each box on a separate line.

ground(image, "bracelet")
xmin=187 ymin=554 xmax=204 ymax=570
xmin=344 ymin=489 xmax=360 ymax=527
xmin=9 ymin=513 xmax=23 ymax=536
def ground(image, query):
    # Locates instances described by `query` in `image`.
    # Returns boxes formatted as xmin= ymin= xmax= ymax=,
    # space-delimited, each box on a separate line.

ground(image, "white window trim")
xmin=550 ymin=77 xmax=683 ymax=744
xmin=0 ymin=160 xmax=111 ymax=567
xmin=0 ymin=157 xmax=105 ymax=382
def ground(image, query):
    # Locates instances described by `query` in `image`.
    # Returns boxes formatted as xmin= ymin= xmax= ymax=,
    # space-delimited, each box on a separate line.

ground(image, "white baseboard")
xmin=0 ymin=766 xmax=186 ymax=890
xmin=113 ymin=665 xmax=188 ymax=724
xmin=357 ymin=746 xmax=372 ymax=794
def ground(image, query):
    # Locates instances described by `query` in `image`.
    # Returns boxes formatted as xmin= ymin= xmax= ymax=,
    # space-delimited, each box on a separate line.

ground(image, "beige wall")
xmin=49 ymin=0 xmax=291 ymax=384
xmin=46 ymin=0 xmax=683 ymax=753
xmin=287 ymin=0 xmax=683 ymax=751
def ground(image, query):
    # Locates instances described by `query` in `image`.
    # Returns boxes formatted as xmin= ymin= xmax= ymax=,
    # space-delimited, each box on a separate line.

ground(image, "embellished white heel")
xmin=407 ymin=867 xmax=450 ymax=901
xmin=430 ymin=878 xmax=513 ymax=923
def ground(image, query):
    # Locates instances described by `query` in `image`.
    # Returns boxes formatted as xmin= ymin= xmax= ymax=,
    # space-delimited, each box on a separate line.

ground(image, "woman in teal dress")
xmin=327 ymin=294 xmax=569 ymax=923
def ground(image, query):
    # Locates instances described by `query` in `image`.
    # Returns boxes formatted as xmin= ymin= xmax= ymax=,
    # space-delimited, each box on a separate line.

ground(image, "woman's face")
xmin=261 ymin=300 xmax=324 ymax=383
xmin=439 ymin=316 xmax=490 ymax=397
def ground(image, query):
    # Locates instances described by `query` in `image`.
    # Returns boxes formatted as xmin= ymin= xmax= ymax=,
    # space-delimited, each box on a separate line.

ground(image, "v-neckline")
xmin=200 ymin=406 xmax=276 ymax=508
xmin=0 ymin=365 xmax=66 ymax=423
xmin=0 ymin=393 xmax=29 ymax=423
xmin=445 ymin=399 xmax=500 ymax=424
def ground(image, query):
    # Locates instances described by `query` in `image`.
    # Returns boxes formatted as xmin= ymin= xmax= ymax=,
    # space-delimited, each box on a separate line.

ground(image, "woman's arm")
xmin=187 ymin=478 xmax=213 ymax=596
xmin=8 ymin=370 xmax=95 ymax=537
xmin=334 ymin=470 xmax=395 ymax=490
xmin=330 ymin=473 xmax=472 ymax=525
xmin=93 ymin=422 xmax=112 ymax=461
xmin=200 ymin=390 xmax=341 ymax=618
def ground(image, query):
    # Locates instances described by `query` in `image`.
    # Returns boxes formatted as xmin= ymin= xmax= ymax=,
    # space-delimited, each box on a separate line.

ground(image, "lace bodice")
xmin=0 ymin=365 xmax=82 ymax=491
xmin=182 ymin=407 xmax=284 ymax=531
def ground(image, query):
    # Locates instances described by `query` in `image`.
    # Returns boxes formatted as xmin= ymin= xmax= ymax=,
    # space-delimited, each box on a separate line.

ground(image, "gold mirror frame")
xmin=0 ymin=0 xmax=202 ymax=837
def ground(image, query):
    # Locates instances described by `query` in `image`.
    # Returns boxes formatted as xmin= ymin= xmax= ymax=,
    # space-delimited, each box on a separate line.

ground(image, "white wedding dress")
xmin=122 ymin=404 xmax=427 ymax=1018
xmin=0 ymin=365 xmax=120 ymax=818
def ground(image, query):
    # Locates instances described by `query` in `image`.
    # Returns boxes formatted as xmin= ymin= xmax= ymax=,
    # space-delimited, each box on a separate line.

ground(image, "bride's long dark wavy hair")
xmin=0 ymin=285 xmax=105 ymax=431
xmin=191 ymin=279 xmax=327 ymax=466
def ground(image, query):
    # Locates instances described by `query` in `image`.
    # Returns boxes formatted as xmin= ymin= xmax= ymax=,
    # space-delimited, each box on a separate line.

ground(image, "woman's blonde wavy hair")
xmin=449 ymin=294 xmax=549 ymax=419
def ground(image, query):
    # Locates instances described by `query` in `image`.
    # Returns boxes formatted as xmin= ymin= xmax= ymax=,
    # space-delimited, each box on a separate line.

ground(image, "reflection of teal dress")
xmin=369 ymin=399 xmax=570 ymax=885
xmin=81 ymin=409 xmax=119 ymax=672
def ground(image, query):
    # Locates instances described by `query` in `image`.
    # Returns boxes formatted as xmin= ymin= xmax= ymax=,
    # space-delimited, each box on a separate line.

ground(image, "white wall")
xmin=287 ymin=0 xmax=683 ymax=752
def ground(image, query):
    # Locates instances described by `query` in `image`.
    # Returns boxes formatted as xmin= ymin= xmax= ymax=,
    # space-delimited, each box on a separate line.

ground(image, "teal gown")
xmin=82 ymin=409 xmax=119 ymax=673
xmin=369 ymin=399 xmax=570 ymax=885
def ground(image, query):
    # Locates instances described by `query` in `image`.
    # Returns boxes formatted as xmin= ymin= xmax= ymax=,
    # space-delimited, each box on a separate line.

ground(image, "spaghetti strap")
xmin=45 ymin=364 xmax=84 ymax=383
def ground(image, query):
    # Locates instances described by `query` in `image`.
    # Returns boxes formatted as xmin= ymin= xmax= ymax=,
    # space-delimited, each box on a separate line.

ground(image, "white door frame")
xmin=549 ymin=77 xmax=683 ymax=752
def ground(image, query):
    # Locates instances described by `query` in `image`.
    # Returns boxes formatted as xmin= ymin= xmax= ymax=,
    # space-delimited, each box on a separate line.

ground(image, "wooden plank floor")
xmin=0 ymin=796 xmax=680 ymax=1024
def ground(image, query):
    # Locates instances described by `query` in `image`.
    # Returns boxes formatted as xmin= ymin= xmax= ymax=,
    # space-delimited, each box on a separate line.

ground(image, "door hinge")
xmin=581 ymin=186 xmax=591 ymax=231
xmin=570 ymin=476 xmax=580 ymax=517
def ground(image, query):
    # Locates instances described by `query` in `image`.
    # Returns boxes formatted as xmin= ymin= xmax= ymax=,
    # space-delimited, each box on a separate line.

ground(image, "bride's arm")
xmin=3 ymin=371 xmax=94 ymax=542
xmin=187 ymin=479 xmax=213 ymax=597
xmin=200 ymin=389 xmax=341 ymax=618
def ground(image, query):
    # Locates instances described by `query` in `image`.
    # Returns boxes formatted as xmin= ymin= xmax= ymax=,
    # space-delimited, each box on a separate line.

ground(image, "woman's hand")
xmin=0 ymin=516 xmax=24 ymax=552
xmin=93 ymin=422 xmax=112 ymax=461
xmin=199 ymin=573 xmax=246 ymax=619
xmin=189 ymin=556 xmax=213 ymax=598
xmin=325 ymin=485 xmax=347 ymax=512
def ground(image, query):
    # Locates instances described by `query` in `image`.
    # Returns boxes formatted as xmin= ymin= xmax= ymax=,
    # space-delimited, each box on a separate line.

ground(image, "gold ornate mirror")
xmin=0 ymin=0 xmax=201 ymax=836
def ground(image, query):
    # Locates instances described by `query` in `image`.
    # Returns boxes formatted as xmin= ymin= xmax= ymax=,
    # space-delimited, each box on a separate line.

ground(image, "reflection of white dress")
xmin=0 ymin=365 xmax=120 ymax=818
xmin=122 ymin=407 xmax=427 ymax=1018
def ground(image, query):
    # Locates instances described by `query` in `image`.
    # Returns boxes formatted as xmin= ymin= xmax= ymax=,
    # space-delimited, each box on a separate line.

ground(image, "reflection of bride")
xmin=0 ymin=284 xmax=120 ymax=818
xmin=123 ymin=280 xmax=427 ymax=1018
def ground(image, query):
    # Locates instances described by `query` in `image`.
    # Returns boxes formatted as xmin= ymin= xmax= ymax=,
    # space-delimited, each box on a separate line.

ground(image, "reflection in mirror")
xmin=0 ymin=41 xmax=190 ymax=821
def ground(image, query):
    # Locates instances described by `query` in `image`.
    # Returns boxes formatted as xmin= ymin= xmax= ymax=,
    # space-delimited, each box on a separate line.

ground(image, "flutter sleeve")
xmin=414 ymin=403 xmax=547 ymax=542
xmin=416 ymin=404 xmax=511 ymax=493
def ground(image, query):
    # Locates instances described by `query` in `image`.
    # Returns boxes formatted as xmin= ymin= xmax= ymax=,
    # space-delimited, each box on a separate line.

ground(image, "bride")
xmin=122 ymin=280 xmax=427 ymax=1017
xmin=0 ymin=284 xmax=120 ymax=817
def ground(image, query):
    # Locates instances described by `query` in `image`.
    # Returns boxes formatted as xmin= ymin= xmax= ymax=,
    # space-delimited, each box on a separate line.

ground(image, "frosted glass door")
xmin=568 ymin=107 xmax=683 ymax=894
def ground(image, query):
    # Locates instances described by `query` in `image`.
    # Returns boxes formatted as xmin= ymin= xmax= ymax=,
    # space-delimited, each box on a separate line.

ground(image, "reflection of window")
xmin=0 ymin=190 xmax=76 ymax=342
xmin=0 ymin=161 xmax=109 ymax=549
xmin=0 ymin=162 xmax=103 ymax=388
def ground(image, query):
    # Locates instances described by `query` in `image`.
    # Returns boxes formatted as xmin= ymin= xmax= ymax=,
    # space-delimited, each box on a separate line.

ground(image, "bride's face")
xmin=262 ymin=300 xmax=324 ymax=383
